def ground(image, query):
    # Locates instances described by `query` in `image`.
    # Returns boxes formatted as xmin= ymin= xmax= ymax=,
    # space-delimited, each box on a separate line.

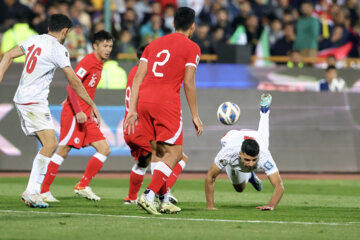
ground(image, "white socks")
xmin=26 ymin=152 xmax=51 ymax=194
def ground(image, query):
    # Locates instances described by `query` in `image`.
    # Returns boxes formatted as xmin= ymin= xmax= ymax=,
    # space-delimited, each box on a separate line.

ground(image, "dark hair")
xmin=326 ymin=65 xmax=337 ymax=72
xmin=48 ymin=14 xmax=73 ymax=32
xmin=241 ymin=139 xmax=259 ymax=157
xmin=137 ymin=44 xmax=148 ymax=59
xmin=92 ymin=30 xmax=113 ymax=44
xmin=174 ymin=7 xmax=195 ymax=31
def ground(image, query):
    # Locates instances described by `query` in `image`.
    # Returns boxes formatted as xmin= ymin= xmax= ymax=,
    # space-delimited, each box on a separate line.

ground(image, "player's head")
xmin=48 ymin=14 xmax=73 ymax=44
xmin=174 ymin=7 xmax=196 ymax=38
xmin=239 ymin=139 xmax=259 ymax=171
xmin=92 ymin=30 xmax=114 ymax=61
xmin=136 ymin=44 xmax=148 ymax=60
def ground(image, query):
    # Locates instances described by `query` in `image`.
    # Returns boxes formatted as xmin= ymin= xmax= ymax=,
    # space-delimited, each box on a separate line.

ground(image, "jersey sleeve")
xmin=74 ymin=64 xmax=89 ymax=81
xmin=18 ymin=36 xmax=33 ymax=56
xmin=185 ymin=43 xmax=201 ymax=69
xmin=258 ymin=151 xmax=279 ymax=176
xmin=53 ymin=45 xmax=71 ymax=69
xmin=214 ymin=146 xmax=238 ymax=170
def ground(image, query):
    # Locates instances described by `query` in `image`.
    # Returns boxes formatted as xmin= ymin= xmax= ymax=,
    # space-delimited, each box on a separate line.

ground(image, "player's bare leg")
xmin=22 ymin=130 xmax=57 ymax=208
xmin=74 ymin=139 xmax=110 ymax=201
xmin=41 ymin=145 xmax=72 ymax=202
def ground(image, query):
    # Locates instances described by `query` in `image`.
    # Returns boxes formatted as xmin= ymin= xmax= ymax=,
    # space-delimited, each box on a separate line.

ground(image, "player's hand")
xmin=124 ymin=111 xmax=138 ymax=135
xmin=192 ymin=116 xmax=203 ymax=136
xmin=75 ymin=112 xmax=87 ymax=124
xmin=256 ymin=205 xmax=274 ymax=211
xmin=90 ymin=105 xmax=101 ymax=128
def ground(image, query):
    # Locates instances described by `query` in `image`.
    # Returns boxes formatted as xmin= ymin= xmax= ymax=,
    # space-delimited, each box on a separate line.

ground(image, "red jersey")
xmin=138 ymin=32 xmax=201 ymax=107
xmin=125 ymin=65 xmax=138 ymax=119
xmin=64 ymin=53 xmax=104 ymax=116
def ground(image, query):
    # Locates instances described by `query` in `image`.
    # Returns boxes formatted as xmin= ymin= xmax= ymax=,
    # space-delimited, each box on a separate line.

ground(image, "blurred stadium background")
xmin=1 ymin=0 xmax=360 ymax=173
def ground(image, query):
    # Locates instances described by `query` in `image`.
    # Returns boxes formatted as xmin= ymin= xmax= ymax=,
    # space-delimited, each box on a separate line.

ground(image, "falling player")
xmin=123 ymin=45 xmax=188 ymax=205
xmin=40 ymin=30 xmax=113 ymax=202
xmin=205 ymin=94 xmax=285 ymax=211
xmin=0 ymin=14 xmax=101 ymax=208
xmin=125 ymin=7 xmax=203 ymax=215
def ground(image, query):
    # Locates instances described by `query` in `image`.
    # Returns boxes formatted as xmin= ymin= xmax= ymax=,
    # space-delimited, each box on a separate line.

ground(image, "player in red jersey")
xmin=125 ymin=7 xmax=203 ymax=215
xmin=124 ymin=45 xmax=189 ymax=205
xmin=40 ymin=31 xmax=113 ymax=202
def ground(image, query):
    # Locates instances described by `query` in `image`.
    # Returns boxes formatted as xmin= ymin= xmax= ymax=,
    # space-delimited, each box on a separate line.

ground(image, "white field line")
xmin=1 ymin=210 xmax=359 ymax=226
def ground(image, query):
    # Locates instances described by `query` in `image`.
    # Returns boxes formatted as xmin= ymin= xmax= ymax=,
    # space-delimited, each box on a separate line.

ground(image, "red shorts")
xmin=124 ymin=124 xmax=151 ymax=160
xmin=59 ymin=107 xmax=105 ymax=149
xmin=138 ymin=102 xmax=183 ymax=145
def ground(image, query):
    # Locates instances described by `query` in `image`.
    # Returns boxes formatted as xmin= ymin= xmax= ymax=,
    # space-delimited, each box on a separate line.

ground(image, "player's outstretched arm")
xmin=183 ymin=66 xmax=203 ymax=136
xmin=62 ymin=66 xmax=101 ymax=127
xmin=0 ymin=46 xmax=24 ymax=84
xmin=124 ymin=60 xmax=147 ymax=134
xmin=205 ymin=163 xmax=222 ymax=210
xmin=256 ymin=172 xmax=284 ymax=211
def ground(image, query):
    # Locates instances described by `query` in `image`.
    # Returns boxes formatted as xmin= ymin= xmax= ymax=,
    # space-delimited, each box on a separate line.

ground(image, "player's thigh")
xmin=15 ymin=103 xmax=54 ymax=136
xmin=90 ymin=139 xmax=110 ymax=156
xmin=83 ymin=121 xmax=106 ymax=147
xmin=156 ymin=142 xmax=182 ymax=168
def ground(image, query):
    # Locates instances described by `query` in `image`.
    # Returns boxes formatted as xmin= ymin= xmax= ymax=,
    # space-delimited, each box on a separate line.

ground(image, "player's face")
xmin=239 ymin=152 xmax=258 ymax=171
xmin=94 ymin=40 xmax=113 ymax=61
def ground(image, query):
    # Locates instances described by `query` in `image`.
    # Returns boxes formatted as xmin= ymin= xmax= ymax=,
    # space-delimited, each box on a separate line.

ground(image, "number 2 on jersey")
xmin=26 ymin=45 xmax=42 ymax=74
xmin=152 ymin=50 xmax=170 ymax=77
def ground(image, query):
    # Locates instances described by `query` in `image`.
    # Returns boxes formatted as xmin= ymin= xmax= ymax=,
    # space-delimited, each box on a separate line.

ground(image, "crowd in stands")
xmin=0 ymin=0 xmax=359 ymax=64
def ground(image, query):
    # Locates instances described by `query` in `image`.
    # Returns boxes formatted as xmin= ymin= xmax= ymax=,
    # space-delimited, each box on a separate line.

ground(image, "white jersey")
xmin=214 ymin=129 xmax=278 ymax=176
xmin=13 ymin=34 xmax=71 ymax=104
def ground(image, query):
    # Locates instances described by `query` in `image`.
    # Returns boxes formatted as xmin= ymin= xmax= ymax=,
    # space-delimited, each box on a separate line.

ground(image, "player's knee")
xmin=44 ymin=142 xmax=58 ymax=153
xmin=100 ymin=145 xmax=111 ymax=156
xmin=138 ymin=153 xmax=151 ymax=168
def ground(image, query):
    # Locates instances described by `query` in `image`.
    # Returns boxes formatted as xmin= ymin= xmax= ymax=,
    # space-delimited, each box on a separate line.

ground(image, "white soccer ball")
xmin=217 ymin=102 xmax=241 ymax=125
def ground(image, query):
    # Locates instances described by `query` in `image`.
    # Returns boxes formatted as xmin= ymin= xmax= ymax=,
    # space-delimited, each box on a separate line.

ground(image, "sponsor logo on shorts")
xmin=74 ymin=137 xmax=80 ymax=144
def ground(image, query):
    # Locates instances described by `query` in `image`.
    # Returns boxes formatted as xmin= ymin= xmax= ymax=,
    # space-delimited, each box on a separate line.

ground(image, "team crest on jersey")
xmin=88 ymin=74 xmax=97 ymax=87
xmin=77 ymin=67 xmax=87 ymax=78
xmin=196 ymin=54 xmax=200 ymax=65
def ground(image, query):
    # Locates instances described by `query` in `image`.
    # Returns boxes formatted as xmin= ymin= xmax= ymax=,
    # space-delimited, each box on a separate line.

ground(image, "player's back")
xmin=139 ymin=32 xmax=200 ymax=107
xmin=14 ymin=34 xmax=70 ymax=104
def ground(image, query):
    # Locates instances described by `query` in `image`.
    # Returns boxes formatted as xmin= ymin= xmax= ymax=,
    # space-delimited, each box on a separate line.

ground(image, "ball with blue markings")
xmin=216 ymin=102 xmax=241 ymax=125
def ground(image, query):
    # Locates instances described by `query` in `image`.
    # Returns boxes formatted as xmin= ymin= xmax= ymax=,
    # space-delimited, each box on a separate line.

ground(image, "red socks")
xmin=41 ymin=161 xmax=60 ymax=193
xmin=127 ymin=164 xmax=147 ymax=200
xmin=147 ymin=162 xmax=172 ymax=194
xmin=79 ymin=153 xmax=107 ymax=187
xmin=166 ymin=160 xmax=186 ymax=192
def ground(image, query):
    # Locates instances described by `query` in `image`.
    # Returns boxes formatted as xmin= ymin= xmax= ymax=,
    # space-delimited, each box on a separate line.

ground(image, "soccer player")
xmin=125 ymin=7 xmax=203 ymax=215
xmin=124 ymin=45 xmax=189 ymax=205
xmin=40 ymin=30 xmax=113 ymax=202
xmin=0 ymin=14 xmax=101 ymax=208
xmin=205 ymin=94 xmax=285 ymax=211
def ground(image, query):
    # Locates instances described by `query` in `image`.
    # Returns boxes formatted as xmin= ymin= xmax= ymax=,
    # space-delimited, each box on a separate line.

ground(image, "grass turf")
xmin=0 ymin=177 xmax=359 ymax=240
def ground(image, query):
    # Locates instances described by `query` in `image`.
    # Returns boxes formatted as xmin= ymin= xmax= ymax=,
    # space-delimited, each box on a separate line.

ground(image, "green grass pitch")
xmin=0 ymin=176 xmax=359 ymax=240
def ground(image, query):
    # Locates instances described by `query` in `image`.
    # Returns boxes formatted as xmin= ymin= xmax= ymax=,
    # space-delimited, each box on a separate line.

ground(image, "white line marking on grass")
xmin=1 ymin=210 xmax=359 ymax=226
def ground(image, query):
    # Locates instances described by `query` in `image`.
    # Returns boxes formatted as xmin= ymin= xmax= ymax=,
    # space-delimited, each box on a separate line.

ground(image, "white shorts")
xmin=225 ymin=165 xmax=251 ymax=185
xmin=15 ymin=102 xmax=54 ymax=136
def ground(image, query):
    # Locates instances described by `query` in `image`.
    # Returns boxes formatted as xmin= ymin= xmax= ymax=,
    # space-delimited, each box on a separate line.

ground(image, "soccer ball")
xmin=217 ymin=102 xmax=241 ymax=125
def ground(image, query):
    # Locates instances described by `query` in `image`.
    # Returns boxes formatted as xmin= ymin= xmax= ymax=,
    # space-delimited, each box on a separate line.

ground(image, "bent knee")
xmin=182 ymin=153 xmax=189 ymax=163
xmin=100 ymin=146 xmax=111 ymax=156
xmin=43 ymin=142 xmax=58 ymax=153
xmin=233 ymin=184 xmax=245 ymax=192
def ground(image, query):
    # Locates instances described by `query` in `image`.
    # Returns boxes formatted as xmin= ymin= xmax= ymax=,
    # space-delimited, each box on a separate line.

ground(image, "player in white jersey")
xmin=0 ymin=14 xmax=101 ymax=208
xmin=205 ymin=94 xmax=285 ymax=211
